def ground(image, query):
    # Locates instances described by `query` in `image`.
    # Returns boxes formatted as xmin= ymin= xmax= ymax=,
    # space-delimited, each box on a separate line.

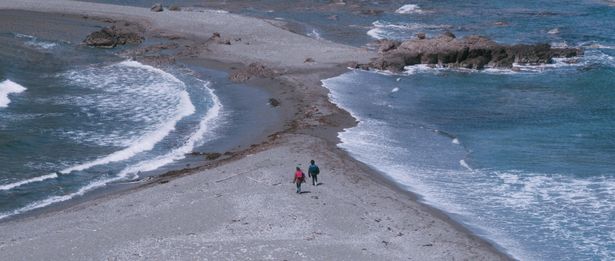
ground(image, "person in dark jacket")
xmin=308 ymin=160 xmax=320 ymax=186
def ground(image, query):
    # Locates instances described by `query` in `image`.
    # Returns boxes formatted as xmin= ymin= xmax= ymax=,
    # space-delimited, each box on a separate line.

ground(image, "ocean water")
xmin=0 ymin=31 xmax=225 ymax=219
xmin=324 ymin=1 xmax=615 ymax=260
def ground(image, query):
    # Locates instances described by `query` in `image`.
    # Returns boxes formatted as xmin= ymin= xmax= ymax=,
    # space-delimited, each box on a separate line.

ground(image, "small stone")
xmin=205 ymin=153 xmax=222 ymax=160
xmin=268 ymin=98 xmax=280 ymax=107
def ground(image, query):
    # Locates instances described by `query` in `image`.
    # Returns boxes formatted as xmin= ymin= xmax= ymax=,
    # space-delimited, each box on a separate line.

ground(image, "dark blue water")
xmin=323 ymin=1 xmax=615 ymax=260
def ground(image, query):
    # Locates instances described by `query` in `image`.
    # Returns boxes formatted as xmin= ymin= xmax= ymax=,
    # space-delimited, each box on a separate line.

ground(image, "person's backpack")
xmin=310 ymin=165 xmax=320 ymax=175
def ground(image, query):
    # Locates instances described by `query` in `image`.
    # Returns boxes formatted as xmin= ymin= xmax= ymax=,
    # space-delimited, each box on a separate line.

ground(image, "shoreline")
xmin=0 ymin=1 xmax=511 ymax=260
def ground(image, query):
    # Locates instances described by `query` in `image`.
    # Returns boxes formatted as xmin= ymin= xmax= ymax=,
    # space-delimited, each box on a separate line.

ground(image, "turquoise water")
xmin=323 ymin=1 xmax=615 ymax=260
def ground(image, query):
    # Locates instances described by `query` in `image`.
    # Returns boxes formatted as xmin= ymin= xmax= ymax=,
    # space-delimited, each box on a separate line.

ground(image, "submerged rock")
xmin=358 ymin=32 xmax=583 ymax=72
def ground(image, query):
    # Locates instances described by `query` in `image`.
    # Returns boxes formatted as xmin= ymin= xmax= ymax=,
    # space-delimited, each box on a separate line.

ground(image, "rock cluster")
xmin=357 ymin=32 xmax=583 ymax=72
xmin=83 ymin=22 xmax=144 ymax=48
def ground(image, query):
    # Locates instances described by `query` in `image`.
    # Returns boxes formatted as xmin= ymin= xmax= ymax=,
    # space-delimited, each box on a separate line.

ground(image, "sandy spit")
xmin=0 ymin=0 xmax=510 ymax=260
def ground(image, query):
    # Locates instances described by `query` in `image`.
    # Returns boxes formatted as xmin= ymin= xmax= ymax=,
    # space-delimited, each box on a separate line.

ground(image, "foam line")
xmin=0 ymin=80 xmax=222 ymax=220
xmin=0 ymin=61 xmax=194 ymax=191
xmin=0 ymin=79 xmax=27 ymax=108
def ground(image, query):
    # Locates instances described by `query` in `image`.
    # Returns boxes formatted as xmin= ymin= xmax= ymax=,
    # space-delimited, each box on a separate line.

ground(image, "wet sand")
xmin=0 ymin=0 xmax=510 ymax=260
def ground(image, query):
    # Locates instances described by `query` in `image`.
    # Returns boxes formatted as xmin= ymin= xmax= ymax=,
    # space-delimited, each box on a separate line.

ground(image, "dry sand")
xmin=0 ymin=0 xmax=510 ymax=260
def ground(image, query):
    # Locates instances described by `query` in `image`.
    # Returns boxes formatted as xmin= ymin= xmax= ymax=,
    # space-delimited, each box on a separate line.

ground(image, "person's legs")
xmin=296 ymin=182 xmax=301 ymax=193
xmin=313 ymin=175 xmax=318 ymax=186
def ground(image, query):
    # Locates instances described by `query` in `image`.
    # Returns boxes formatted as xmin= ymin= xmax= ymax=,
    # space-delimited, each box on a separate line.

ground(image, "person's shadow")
xmin=299 ymin=191 xmax=311 ymax=194
xmin=316 ymin=182 xmax=324 ymax=186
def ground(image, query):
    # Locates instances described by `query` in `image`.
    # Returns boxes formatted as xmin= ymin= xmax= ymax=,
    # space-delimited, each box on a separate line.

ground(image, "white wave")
xmin=459 ymin=159 xmax=472 ymax=170
xmin=366 ymin=27 xmax=386 ymax=40
xmin=367 ymin=20 xmax=451 ymax=40
xmin=307 ymin=29 xmax=323 ymax=40
xmin=182 ymin=7 xmax=229 ymax=14
xmin=550 ymin=41 xmax=570 ymax=48
xmin=404 ymin=64 xmax=444 ymax=75
xmin=391 ymin=87 xmax=399 ymax=93
xmin=584 ymin=43 xmax=615 ymax=49
xmin=15 ymin=33 xmax=57 ymax=50
xmin=395 ymin=4 xmax=424 ymax=14
xmin=116 ymin=80 xmax=222 ymax=179
xmin=547 ymin=28 xmax=560 ymax=35
xmin=0 ymin=79 xmax=222 ymax=220
xmin=452 ymin=138 xmax=460 ymax=144
xmin=0 ymin=79 xmax=27 ymax=108
xmin=0 ymin=61 xmax=195 ymax=191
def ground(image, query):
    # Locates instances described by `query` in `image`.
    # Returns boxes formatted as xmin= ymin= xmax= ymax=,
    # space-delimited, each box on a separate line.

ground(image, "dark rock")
xmin=304 ymin=57 xmax=315 ymax=63
xmin=360 ymin=9 xmax=384 ymax=16
xmin=205 ymin=153 xmax=222 ymax=160
xmin=83 ymin=22 xmax=144 ymax=48
xmin=358 ymin=32 xmax=583 ymax=72
xmin=84 ymin=30 xmax=116 ymax=48
xmin=416 ymin=32 xmax=426 ymax=39
xmin=151 ymin=3 xmax=163 ymax=12
xmin=442 ymin=31 xmax=456 ymax=39
xmin=229 ymin=63 xmax=276 ymax=82
xmin=168 ymin=4 xmax=181 ymax=11
xmin=377 ymin=39 xmax=401 ymax=53
xmin=269 ymin=98 xmax=281 ymax=107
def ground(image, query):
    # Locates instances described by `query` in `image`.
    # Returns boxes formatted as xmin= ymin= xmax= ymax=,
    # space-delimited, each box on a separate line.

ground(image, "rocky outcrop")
xmin=151 ymin=3 xmax=163 ymax=12
xmin=358 ymin=32 xmax=583 ymax=72
xmin=229 ymin=63 xmax=276 ymax=82
xmin=84 ymin=22 xmax=144 ymax=48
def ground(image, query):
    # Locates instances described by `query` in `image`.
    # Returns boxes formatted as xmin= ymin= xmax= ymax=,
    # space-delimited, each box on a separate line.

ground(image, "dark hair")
xmin=310 ymin=160 xmax=315 ymax=164
xmin=296 ymin=167 xmax=300 ymax=170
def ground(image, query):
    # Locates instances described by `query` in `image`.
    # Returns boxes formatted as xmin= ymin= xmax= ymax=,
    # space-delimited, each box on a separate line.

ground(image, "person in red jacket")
xmin=293 ymin=166 xmax=306 ymax=193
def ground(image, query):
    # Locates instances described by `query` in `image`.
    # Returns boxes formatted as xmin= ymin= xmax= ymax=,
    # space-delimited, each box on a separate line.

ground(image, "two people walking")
xmin=293 ymin=160 xmax=320 ymax=193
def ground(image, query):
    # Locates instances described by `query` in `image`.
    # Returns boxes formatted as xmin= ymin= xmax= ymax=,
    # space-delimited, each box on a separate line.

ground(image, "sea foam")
xmin=0 ymin=61 xmax=195 ymax=191
xmin=0 ymin=79 xmax=222 ymax=220
xmin=0 ymin=79 xmax=27 ymax=108
xmin=395 ymin=4 xmax=424 ymax=14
